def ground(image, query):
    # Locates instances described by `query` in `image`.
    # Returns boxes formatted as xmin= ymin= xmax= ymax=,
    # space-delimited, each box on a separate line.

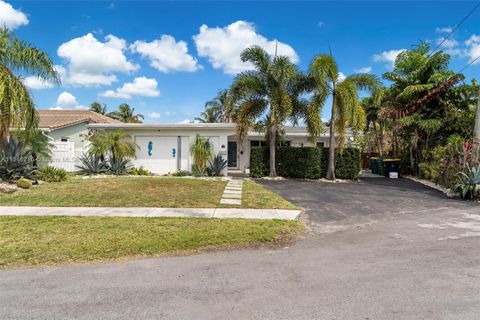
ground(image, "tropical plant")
xmin=308 ymin=54 xmax=379 ymax=179
xmin=88 ymin=130 xmax=137 ymax=162
xmin=454 ymin=165 xmax=480 ymax=200
xmin=207 ymin=154 xmax=228 ymax=176
xmin=15 ymin=177 xmax=32 ymax=189
xmin=170 ymin=170 xmax=191 ymax=177
xmin=473 ymin=88 xmax=480 ymax=164
xmin=0 ymin=28 xmax=59 ymax=146
xmin=108 ymin=157 xmax=131 ymax=175
xmin=107 ymin=103 xmax=144 ymax=123
xmin=195 ymin=106 xmax=222 ymax=123
xmin=76 ymin=154 xmax=108 ymax=175
xmin=190 ymin=134 xmax=212 ymax=176
xmin=128 ymin=166 xmax=150 ymax=176
xmin=196 ymin=90 xmax=235 ymax=123
xmin=90 ymin=102 xmax=107 ymax=115
xmin=230 ymin=46 xmax=313 ymax=177
xmin=14 ymin=129 xmax=52 ymax=167
xmin=0 ymin=138 xmax=35 ymax=181
xmin=36 ymin=165 xmax=67 ymax=182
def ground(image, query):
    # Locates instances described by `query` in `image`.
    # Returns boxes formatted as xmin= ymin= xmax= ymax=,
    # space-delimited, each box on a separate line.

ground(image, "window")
xmin=61 ymin=137 xmax=69 ymax=142
xmin=250 ymin=140 xmax=267 ymax=147
xmin=316 ymin=142 xmax=325 ymax=147
xmin=279 ymin=141 xmax=291 ymax=147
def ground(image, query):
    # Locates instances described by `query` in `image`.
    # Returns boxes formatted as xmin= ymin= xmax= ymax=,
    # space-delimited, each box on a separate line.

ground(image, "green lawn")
xmin=0 ymin=177 xmax=297 ymax=209
xmin=0 ymin=216 xmax=303 ymax=268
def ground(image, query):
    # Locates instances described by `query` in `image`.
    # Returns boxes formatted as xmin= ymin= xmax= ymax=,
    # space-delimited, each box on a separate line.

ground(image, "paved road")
xmin=1 ymin=178 xmax=480 ymax=319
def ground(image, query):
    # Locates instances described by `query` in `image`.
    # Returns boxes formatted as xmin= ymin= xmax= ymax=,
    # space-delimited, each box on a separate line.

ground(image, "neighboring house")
xmin=38 ymin=110 xmax=121 ymax=171
xmin=88 ymin=122 xmax=353 ymax=175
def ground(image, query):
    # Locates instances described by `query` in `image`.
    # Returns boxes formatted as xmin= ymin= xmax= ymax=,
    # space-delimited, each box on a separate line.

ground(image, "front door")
xmin=228 ymin=141 xmax=237 ymax=168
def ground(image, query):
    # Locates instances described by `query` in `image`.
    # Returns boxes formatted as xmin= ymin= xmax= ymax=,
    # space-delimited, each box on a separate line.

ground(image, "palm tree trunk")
xmin=327 ymin=97 xmax=336 ymax=180
xmin=473 ymin=89 xmax=480 ymax=165
xmin=269 ymin=124 xmax=277 ymax=177
xmin=0 ymin=116 xmax=9 ymax=147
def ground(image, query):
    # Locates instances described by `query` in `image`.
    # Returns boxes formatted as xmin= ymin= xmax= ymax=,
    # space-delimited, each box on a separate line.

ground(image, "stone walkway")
xmin=0 ymin=206 xmax=301 ymax=220
xmin=220 ymin=178 xmax=243 ymax=205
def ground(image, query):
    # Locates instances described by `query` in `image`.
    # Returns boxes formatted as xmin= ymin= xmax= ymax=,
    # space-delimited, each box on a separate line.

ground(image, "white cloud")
xmin=0 ymin=0 xmax=28 ymax=30
xmin=465 ymin=34 xmax=480 ymax=64
xmin=23 ymin=77 xmax=54 ymax=90
xmin=193 ymin=20 xmax=299 ymax=74
xmin=165 ymin=111 xmax=177 ymax=116
xmin=373 ymin=49 xmax=405 ymax=68
xmin=57 ymin=33 xmax=139 ymax=86
xmin=178 ymin=119 xmax=192 ymax=124
xmin=354 ymin=66 xmax=372 ymax=74
xmin=337 ymin=72 xmax=346 ymax=82
xmin=100 ymin=77 xmax=160 ymax=99
xmin=436 ymin=26 xmax=453 ymax=34
xmin=436 ymin=37 xmax=459 ymax=49
xmin=148 ymin=112 xmax=161 ymax=119
xmin=131 ymin=35 xmax=201 ymax=72
xmin=54 ymin=91 xmax=86 ymax=109
xmin=317 ymin=21 xmax=325 ymax=27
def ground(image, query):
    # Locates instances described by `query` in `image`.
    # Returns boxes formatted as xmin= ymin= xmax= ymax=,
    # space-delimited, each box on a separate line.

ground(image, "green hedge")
xmin=250 ymin=146 xmax=360 ymax=179
xmin=320 ymin=148 xmax=361 ymax=179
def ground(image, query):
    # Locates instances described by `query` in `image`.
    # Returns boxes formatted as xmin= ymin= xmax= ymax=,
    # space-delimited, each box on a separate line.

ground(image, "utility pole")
xmin=473 ymin=88 xmax=480 ymax=164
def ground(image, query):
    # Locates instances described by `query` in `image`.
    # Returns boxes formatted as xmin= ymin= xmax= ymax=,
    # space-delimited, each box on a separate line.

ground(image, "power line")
xmin=458 ymin=54 xmax=480 ymax=73
xmin=428 ymin=1 xmax=480 ymax=57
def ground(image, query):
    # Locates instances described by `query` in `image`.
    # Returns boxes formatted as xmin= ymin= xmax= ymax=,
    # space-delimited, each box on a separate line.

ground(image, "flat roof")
xmin=87 ymin=123 xmax=237 ymax=130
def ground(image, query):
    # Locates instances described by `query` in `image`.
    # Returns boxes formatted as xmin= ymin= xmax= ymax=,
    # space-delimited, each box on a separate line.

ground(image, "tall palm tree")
xmin=308 ymin=54 xmax=379 ymax=180
xmin=90 ymin=102 xmax=107 ymax=115
xmin=230 ymin=46 xmax=316 ymax=177
xmin=0 ymin=28 xmax=59 ymax=146
xmin=473 ymin=89 xmax=480 ymax=164
xmin=107 ymin=103 xmax=144 ymax=123
xmin=196 ymin=90 xmax=234 ymax=123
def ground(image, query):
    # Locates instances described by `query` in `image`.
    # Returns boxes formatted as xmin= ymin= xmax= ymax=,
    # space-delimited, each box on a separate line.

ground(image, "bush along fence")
xmin=250 ymin=146 xmax=360 ymax=179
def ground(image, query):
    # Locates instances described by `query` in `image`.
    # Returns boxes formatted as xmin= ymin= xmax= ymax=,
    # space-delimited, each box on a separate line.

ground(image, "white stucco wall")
xmin=46 ymin=122 xmax=89 ymax=169
xmin=94 ymin=127 xmax=233 ymax=175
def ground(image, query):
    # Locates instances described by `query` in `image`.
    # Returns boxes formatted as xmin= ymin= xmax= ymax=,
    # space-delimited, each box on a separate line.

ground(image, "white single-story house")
xmin=37 ymin=110 xmax=121 ymax=170
xmin=87 ymin=122 xmax=347 ymax=175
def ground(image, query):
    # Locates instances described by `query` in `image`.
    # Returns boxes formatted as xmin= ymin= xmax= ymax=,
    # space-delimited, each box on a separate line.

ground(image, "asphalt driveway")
xmin=1 ymin=177 xmax=480 ymax=319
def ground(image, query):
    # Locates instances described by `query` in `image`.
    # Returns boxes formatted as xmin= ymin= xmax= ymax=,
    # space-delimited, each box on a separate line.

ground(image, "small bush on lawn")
xmin=128 ymin=166 xmax=150 ymax=176
xmin=16 ymin=178 xmax=32 ymax=189
xmin=37 ymin=166 xmax=67 ymax=182
xmin=170 ymin=170 xmax=191 ymax=177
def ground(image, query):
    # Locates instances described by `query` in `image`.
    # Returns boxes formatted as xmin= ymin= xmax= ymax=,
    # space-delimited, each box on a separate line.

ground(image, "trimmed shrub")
xmin=277 ymin=147 xmax=321 ymax=179
xmin=37 ymin=166 xmax=67 ymax=182
xmin=128 ymin=166 xmax=150 ymax=176
xmin=250 ymin=147 xmax=270 ymax=178
xmin=16 ymin=178 xmax=32 ymax=189
xmin=250 ymin=146 xmax=360 ymax=179
xmin=170 ymin=170 xmax=191 ymax=177
xmin=320 ymin=148 xmax=361 ymax=179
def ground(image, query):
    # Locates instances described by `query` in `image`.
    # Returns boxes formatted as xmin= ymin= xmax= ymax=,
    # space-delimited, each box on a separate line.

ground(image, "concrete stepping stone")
xmin=222 ymin=193 xmax=242 ymax=199
xmin=220 ymin=198 xmax=241 ymax=205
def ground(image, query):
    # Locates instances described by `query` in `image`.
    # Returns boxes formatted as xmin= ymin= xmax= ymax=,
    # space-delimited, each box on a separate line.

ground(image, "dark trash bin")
xmin=370 ymin=157 xmax=378 ymax=174
xmin=383 ymin=159 xmax=401 ymax=178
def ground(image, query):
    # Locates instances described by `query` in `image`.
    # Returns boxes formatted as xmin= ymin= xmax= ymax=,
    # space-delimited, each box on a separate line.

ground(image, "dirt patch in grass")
xmin=0 ymin=216 xmax=304 ymax=268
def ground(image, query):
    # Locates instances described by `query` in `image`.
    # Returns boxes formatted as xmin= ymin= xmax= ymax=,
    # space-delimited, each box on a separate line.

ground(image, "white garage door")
xmin=135 ymin=136 xmax=186 ymax=174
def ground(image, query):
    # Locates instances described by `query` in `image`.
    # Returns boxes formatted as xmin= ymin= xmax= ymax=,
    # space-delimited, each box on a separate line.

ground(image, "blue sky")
xmin=3 ymin=1 xmax=480 ymax=123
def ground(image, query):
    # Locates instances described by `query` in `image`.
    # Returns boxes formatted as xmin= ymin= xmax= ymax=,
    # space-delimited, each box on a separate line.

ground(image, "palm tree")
xmin=107 ymin=103 xmax=144 ymax=123
xmin=195 ymin=107 xmax=222 ymax=123
xmin=230 ymin=46 xmax=314 ymax=177
xmin=90 ymin=102 xmax=107 ymax=115
xmin=0 ymin=28 xmax=59 ymax=146
xmin=88 ymin=130 xmax=137 ymax=162
xmin=308 ymin=54 xmax=379 ymax=180
xmin=14 ymin=129 xmax=53 ymax=168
